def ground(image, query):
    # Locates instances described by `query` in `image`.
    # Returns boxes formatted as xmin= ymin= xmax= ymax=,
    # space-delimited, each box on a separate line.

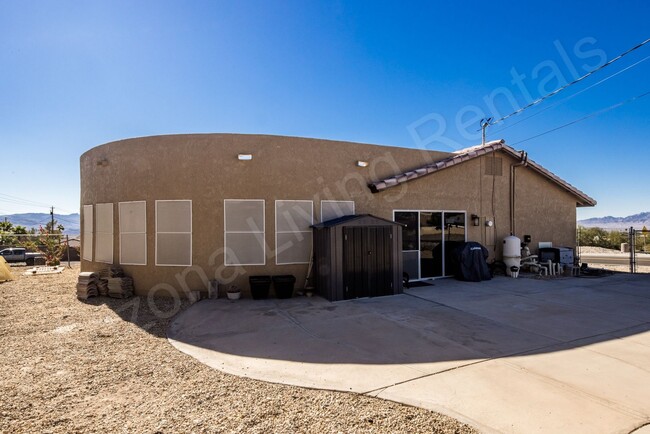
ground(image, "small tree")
xmin=578 ymin=225 xmax=629 ymax=250
xmin=0 ymin=220 xmax=15 ymax=245
xmin=19 ymin=221 xmax=66 ymax=266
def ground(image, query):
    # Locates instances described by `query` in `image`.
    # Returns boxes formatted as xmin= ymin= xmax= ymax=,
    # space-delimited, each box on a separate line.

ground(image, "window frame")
xmin=155 ymin=199 xmax=192 ymax=267
xmin=224 ymin=199 xmax=266 ymax=266
xmin=275 ymin=200 xmax=313 ymax=265
xmin=82 ymin=204 xmax=93 ymax=262
xmin=119 ymin=200 xmax=147 ymax=266
xmin=393 ymin=209 xmax=467 ymax=280
xmin=95 ymin=203 xmax=114 ymax=264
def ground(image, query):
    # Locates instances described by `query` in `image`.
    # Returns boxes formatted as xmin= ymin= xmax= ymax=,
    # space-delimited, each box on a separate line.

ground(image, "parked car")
xmin=0 ymin=247 xmax=45 ymax=265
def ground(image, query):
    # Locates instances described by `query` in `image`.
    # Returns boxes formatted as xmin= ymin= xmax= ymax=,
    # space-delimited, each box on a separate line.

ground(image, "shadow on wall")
xmin=97 ymin=273 xmax=650 ymax=365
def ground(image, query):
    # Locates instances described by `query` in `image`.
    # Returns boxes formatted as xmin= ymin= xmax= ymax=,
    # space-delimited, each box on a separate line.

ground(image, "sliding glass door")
xmin=419 ymin=212 xmax=443 ymax=278
xmin=443 ymin=212 xmax=466 ymax=276
xmin=395 ymin=211 xmax=419 ymax=280
xmin=394 ymin=210 xmax=466 ymax=280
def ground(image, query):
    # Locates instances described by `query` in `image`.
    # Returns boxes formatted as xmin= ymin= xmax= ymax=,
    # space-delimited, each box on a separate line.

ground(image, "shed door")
xmin=342 ymin=226 xmax=393 ymax=300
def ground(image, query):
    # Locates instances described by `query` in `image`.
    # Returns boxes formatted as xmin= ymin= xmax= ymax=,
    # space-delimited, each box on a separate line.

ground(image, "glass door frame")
xmin=393 ymin=209 xmax=467 ymax=281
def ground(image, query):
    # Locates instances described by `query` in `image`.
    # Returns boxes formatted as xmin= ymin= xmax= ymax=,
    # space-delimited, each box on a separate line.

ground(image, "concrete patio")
xmin=168 ymin=273 xmax=650 ymax=433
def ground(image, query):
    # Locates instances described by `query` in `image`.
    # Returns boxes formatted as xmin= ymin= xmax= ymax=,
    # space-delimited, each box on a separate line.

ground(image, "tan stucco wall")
xmin=80 ymin=133 xmax=584 ymax=297
xmin=513 ymin=165 xmax=578 ymax=249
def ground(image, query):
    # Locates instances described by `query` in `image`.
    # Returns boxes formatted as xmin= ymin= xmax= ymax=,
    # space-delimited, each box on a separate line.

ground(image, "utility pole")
xmin=50 ymin=206 xmax=54 ymax=232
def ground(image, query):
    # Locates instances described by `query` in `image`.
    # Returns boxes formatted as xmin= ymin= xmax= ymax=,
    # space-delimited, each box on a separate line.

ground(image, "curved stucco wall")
xmin=80 ymin=133 xmax=579 ymax=297
xmin=80 ymin=134 xmax=452 ymax=296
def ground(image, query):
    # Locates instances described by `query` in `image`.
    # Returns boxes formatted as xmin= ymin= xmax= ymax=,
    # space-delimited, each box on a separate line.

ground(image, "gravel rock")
xmin=0 ymin=264 xmax=477 ymax=433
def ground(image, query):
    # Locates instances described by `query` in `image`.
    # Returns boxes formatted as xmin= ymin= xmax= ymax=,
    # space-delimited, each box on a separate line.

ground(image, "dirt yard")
xmin=579 ymin=246 xmax=650 ymax=273
xmin=0 ymin=264 xmax=475 ymax=434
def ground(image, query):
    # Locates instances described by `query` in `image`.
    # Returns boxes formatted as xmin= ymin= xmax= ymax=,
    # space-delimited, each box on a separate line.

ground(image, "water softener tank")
xmin=503 ymin=236 xmax=521 ymax=277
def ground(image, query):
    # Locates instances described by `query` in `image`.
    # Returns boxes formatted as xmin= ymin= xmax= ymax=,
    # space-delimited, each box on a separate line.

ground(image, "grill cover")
xmin=449 ymin=242 xmax=492 ymax=282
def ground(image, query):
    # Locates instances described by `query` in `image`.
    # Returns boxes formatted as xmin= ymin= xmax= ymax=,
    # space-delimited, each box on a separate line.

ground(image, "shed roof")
xmin=312 ymin=214 xmax=403 ymax=228
xmin=368 ymin=140 xmax=596 ymax=207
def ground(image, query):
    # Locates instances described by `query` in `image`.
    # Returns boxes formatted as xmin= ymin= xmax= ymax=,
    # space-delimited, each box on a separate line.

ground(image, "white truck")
xmin=0 ymin=247 xmax=45 ymax=265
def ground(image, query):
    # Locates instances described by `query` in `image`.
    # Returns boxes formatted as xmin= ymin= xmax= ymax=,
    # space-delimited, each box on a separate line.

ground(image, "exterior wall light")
xmin=356 ymin=161 xmax=369 ymax=167
xmin=485 ymin=220 xmax=494 ymax=227
xmin=471 ymin=214 xmax=480 ymax=226
xmin=238 ymin=154 xmax=253 ymax=161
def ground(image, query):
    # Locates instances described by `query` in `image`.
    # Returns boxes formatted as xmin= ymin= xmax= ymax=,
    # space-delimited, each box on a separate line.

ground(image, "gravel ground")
xmin=578 ymin=246 xmax=622 ymax=254
xmin=0 ymin=264 xmax=476 ymax=434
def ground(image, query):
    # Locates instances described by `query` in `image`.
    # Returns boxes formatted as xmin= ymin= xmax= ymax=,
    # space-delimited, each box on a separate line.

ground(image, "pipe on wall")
xmin=510 ymin=151 xmax=528 ymax=235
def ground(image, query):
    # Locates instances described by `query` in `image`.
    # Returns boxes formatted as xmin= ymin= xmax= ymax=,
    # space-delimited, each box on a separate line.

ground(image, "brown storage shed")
xmin=312 ymin=214 xmax=403 ymax=301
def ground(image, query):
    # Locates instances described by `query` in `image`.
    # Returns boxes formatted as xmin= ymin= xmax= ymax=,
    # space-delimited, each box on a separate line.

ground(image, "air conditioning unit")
xmin=538 ymin=247 xmax=574 ymax=265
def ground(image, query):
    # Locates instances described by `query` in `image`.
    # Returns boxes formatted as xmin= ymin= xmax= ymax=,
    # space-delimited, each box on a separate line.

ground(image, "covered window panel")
xmin=225 ymin=233 xmax=266 ymax=265
xmin=157 ymin=233 xmax=192 ymax=266
xmin=320 ymin=200 xmax=354 ymax=222
xmin=276 ymin=232 xmax=312 ymax=264
xmin=276 ymin=200 xmax=313 ymax=265
xmin=224 ymin=200 xmax=264 ymax=232
xmin=82 ymin=205 xmax=93 ymax=261
xmin=156 ymin=200 xmax=192 ymax=233
xmin=119 ymin=201 xmax=146 ymax=265
xmin=156 ymin=200 xmax=192 ymax=266
xmin=95 ymin=203 xmax=114 ymax=264
xmin=224 ymin=200 xmax=265 ymax=266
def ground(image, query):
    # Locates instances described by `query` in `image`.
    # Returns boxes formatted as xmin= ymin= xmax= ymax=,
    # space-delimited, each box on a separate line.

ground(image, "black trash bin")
xmin=249 ymin=275 xmax=272 ymax=299
xmin=272 ymin=275 xmax=296 ymax=299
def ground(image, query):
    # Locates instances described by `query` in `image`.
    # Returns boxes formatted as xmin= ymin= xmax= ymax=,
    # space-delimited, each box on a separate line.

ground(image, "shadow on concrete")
xmin=166 ymin=273 xmax=650 ymax=365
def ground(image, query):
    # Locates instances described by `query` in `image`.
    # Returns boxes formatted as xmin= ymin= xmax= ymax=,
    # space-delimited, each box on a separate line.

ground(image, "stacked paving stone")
xmin=110 ymin=266 xmax=125 ymax=278
xmin=106 ymin=266 xmax=134 ymax=298
xmin=76 ymin=272 xmax=98 ymax=300
xmin=107 ymin=277 xmax=134 ymax=298
xmin=96 ymin=268 xmax=110 ymax=296
xmin=97 ymin=278 xmax=109 ymax=296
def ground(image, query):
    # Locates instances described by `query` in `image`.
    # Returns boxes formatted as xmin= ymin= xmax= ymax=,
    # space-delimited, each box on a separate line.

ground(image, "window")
xmin=95 ymin=203 xmax=113 ymax=264
xmin=156 ymin=200 xmax=192 ymax=266
xmin=275 ymin=200 xmax=313 ymax=264
xmin=82 ymin=205 xmax=93 ymax=261
xmin=320 ymin=200 xmax=354 ymax=222
xmin=224 ymin=199 xmax=265 ymax=266
xmin=119 ymin=201 xmax=147 ymax=265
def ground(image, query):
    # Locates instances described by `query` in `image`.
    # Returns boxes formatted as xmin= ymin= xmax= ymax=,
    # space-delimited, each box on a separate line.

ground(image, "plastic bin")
xmin=249 ymin=275 xmax=272 ymax=300
xmin=272 ymin=275 xmax=296 ymax=299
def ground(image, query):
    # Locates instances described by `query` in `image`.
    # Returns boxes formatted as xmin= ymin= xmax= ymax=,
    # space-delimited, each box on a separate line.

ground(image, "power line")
xmin=56 ymin=215 xmax=80 ymax=223
xmin=55 ymin=216 xmax=80 ymax=227
xmin=0 ymin=193 xmax=77 ymax=214
xmin=0 ymin=193 xmax=52 ymax=209
xmin=492 ymin=37 xmax=650 ymax=126
xmin=491 ymin=54 xmax=650 ymax=135
xmin=511 ymin=90 xmax=650 ymax=146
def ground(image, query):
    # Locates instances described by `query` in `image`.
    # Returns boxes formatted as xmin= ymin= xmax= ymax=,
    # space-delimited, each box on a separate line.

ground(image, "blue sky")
xmin=1 ymin=0 xmax=648 ymax=220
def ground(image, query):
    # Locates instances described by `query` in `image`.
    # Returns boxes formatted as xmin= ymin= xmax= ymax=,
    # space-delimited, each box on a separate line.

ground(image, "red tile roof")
xmin=368 ymin=140 xmax=596 ymax=207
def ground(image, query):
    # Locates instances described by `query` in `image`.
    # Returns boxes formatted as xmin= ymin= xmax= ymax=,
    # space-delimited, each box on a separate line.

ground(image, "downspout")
xmin=510 ymin=151 xmax=528 ymax=235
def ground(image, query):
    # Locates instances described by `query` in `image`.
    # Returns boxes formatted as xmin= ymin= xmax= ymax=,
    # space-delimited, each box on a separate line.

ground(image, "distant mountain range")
xmin=578 ymin=212 xmax=650 ymax=230
xmin=0 ymin=212 xmax=80 ymax=234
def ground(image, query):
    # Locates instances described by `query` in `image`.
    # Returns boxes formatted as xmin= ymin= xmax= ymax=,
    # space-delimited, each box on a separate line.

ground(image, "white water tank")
xmin=503 ymin=236 xmax=522 ymax=277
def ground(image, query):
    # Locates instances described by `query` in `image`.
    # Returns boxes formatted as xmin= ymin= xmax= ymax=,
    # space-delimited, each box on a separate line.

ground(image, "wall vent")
xmin=485 ymin=157 xmax=503 ymax=176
